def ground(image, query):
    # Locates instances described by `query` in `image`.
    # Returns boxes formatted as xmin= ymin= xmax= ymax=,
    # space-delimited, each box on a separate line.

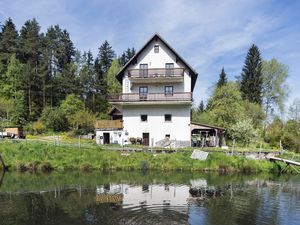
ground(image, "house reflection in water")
xmin=95 ymin=181 xmax=207 ymax=210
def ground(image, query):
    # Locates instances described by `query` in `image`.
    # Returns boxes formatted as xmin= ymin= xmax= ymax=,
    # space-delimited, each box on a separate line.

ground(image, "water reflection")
xmin=0 ymin=172 xmax=299 ymax=225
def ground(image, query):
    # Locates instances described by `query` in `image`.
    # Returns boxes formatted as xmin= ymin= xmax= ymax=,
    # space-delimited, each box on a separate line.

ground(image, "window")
xmin=165 ymin=63 xmax=174 ymax=76
xmin=139 ymin=64 xmax=148 ymax=77
xmin=165 ymin=114 xmax=172 ymax=122
xmin=154 ymin=44 xmax=159 ymax=53
xmin=164 ymin=86 xmax=173 ymax=96
xmin=141 ymin=114 xmax=148 ymax=122
xmin=139 ymin=86 xmax=148 ymax=100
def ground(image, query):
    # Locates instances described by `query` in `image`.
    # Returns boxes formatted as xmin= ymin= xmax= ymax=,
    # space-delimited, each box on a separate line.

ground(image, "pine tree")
xmin=118 ymin=47 xmax=136 ymax=66
xmin=118 ymin=52 xmax=126 ymax=66
xmin=97 ymin=40 xmax=115 ymax=74
xmin=57 ymin=29 xmax=75 ymax=71
xmin=125 ymin=47 xmax=135 ymax=62
xmin=198 ymin=100 xmax=205 ymax=113
xmin=19 ymin=19 xmax=42 ymax=118
xmin=216 ymin=67 xmax=227 ymax=88
xmin=0 ymin=18 xmax=19 ymax=73
xmin=240 ymin=44 xmax=263 ymax=104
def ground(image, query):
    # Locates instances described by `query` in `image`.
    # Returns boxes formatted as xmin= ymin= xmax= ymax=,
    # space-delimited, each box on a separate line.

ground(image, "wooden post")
xmin=232 ymin=139 xmax=235 ymax=156
xmin=78 ymin=135 xmax=81 ymax=149
xmin=259 ymin=142 xmax=262 ymax=159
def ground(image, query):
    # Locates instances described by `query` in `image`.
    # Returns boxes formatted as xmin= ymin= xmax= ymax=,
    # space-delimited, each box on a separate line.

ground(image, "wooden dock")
xmin=269 ymin=157 xmax=300 ymax=173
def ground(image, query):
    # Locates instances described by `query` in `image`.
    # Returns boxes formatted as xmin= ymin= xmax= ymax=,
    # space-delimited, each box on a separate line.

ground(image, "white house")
xmin=96 ymin=33 xmax=198 ymax=147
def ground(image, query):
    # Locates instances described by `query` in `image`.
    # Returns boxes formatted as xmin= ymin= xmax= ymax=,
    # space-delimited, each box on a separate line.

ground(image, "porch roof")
xmin=191 ymin=122 xmax=226 ymax=131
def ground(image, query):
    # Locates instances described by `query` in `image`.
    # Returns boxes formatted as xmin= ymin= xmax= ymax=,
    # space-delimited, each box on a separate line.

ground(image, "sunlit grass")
xmin=0 ymin=140 xmax=286 ymax=173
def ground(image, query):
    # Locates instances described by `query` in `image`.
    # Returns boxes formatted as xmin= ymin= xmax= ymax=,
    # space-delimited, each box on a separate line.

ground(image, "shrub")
xmin=40 ymin=107 xmax=68 ymax=132
xmin=33 ymin=121 xmax=46 ymax=134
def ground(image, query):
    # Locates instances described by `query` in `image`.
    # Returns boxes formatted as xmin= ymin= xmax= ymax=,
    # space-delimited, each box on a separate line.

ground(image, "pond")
xmin=0 ymin=171 xmax=299 ymax=225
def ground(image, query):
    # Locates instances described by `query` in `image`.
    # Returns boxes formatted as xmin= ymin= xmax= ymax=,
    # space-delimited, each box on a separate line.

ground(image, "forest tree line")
xmin=0 ymin=18 xmax=132 ymax=133
xmin=192 ymin=45 xmax=300 ymax=152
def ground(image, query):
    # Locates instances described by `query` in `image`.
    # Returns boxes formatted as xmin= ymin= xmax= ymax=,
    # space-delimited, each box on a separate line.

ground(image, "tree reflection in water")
xmin=0 ymin=171 xmax=299 ymax=225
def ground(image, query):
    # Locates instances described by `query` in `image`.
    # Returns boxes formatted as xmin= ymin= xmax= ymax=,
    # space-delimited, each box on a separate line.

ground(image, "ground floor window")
xmin=141 ymin=114 xmax=148 ymax=122
xmin=164 ymin=114 xmax=172 ymax=122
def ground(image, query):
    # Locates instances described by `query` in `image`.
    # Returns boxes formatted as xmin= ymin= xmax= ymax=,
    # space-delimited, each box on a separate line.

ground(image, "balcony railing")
xmin=108 ymin=92 xmax=192 ymax=102
xmin=95 ymin=120 xmax=123 ymax=129
xmin=128 ymin=68 xmax=184 ymax=78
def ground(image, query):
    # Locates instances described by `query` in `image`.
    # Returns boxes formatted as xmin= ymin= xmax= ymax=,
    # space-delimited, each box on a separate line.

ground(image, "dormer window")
xmin=154 ymin=44 xmax=159 ymax=53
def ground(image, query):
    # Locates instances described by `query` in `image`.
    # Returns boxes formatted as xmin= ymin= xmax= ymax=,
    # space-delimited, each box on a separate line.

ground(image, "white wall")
xmin=123 ymin=105 xmax=191 ymax=146
xmin=122 ymin=38 xmax=191 ymax=94
xmin=95 ymin=130 xmax=129 ymax=145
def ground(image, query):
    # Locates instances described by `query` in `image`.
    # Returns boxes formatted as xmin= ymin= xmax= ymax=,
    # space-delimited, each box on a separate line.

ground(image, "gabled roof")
xmin=116 ymin=33 xmax=198 ymax=91
xmin=108 ymin=107 xmax=122 ymax=116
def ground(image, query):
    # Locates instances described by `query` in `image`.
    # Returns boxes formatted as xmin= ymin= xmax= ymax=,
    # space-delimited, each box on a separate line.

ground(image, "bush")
xmin=40 ymin=107 xmax=68 ymax=132
xmin=33 ymin=121 xmax=46 ymax=134
xmin=70 ymin=110 xmax=96 ymax=133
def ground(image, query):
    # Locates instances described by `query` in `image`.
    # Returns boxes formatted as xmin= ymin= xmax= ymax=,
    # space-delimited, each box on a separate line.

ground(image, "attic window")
xmin=154 ymin=45 xmax=159 ymax=53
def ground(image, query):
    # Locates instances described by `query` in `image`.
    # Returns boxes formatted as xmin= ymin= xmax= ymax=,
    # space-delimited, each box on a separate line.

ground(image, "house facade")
xmin=96 ymin=33 xmax=198 ymax=147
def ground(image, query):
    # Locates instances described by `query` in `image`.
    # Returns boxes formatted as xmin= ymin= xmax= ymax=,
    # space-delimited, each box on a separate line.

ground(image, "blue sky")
xmin=0 ymin=0 xmax=299 ymax=108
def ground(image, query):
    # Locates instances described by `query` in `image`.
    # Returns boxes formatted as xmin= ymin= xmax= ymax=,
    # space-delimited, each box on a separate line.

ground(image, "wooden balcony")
xmin=108 ymin=92 xmax=192 ymax=105
xmin=128 ymin=68 xmax=184 ymax=84
xmin=95 ymin=120 xmax=123 ymax=130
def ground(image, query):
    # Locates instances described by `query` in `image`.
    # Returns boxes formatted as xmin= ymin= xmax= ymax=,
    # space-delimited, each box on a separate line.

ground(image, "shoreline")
xmin=0 ymin=140 xmax=293 ymax=174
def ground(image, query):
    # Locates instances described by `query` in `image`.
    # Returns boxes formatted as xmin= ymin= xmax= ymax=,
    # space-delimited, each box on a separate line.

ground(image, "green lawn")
xmin=0 ymin=140 xmax=286 ymax=173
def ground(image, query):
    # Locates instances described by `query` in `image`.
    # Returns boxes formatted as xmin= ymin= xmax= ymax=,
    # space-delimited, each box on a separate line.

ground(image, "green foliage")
xmin=240 ymin=44 xmax=263 ymax=104
xmin=191 ymin=108 xmax=212 ymax=124
xmin=59 ymin=94 xmax=84 ymax=121
xmin=264 ymin=118 xmax=284 ymax=148
xmin=105 ymin=59 xmax=121 ymax=94
xmin=262 ymin=58 xmax=289 ymax=116
xmin=40 ymin=107 xmax=68 ymax=132
xmin=0 ymin=54 xmax=24 ymax=98
xmin=0 ymin=18 xmax=19 ymax=73
xmin=0 ymin=97 xmax=13 ymax=120
xmin=216 ymin=67 xmax=227 ymax=88
xmin=118 ymin=47 xmax=136 ymax=66
xmin=32 ymin=121 xmax=46 ymax=134
xmin=0 ymin=141 xmax=280 ymax=173
xmin=97 ymin=40 xmax=115 ymax=75
xmin=244 ymin=101 xmax=265 ymax=128
xmin=198 ymin=100 xmax=205 ymax=113
xmin=69 ymin=110 xmax=96 ymax=133
xmin=282 ymin=120 xmax=300 ymax=152
xmin=229 ymin=118 xmax=257 ymax=146
xmin=206 ymin=82 xmax=246 ymax=128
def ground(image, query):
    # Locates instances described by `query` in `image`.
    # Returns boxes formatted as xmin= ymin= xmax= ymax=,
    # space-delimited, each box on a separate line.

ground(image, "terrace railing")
xmin=95 ymin=120 xmax=123 ymax=129
xmin=108 ymin=92 xmax=192 ymax=102
xmin=128 ymin=68 xmax=184 ymax=78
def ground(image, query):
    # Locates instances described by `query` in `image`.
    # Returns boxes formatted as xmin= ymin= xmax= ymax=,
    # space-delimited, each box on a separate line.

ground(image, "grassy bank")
xmin=0 ymin=140 xmax=288 ymax=173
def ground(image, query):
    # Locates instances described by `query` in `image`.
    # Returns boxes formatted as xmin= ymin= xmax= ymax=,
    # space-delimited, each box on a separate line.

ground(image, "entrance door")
xmin=142 ymin=133 xmax=149 ymax=146
xmin=103 ymin=133 xmax=110 ymax=144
